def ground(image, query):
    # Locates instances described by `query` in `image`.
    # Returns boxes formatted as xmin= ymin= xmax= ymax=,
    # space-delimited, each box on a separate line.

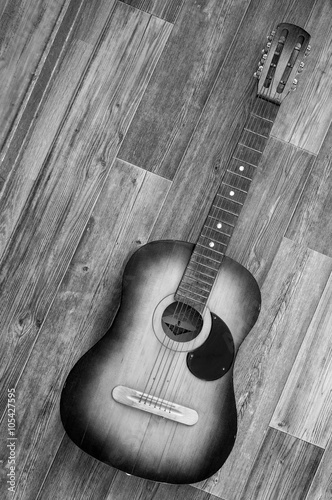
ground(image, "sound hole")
xmin=161 ymin=301 xmax=203 ymax=343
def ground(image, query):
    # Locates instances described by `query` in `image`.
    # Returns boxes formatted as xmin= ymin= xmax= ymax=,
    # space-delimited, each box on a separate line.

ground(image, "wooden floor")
xmin=0 ymin=0 xmax=332 ymax=498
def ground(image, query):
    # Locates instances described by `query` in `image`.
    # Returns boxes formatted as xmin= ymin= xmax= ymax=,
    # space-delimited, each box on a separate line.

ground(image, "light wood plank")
xmin=0 ymin=0 xmax=67 ymax=152
xmin=1 ymin=160 xmax=170 ymax=499
xmin=238 ymin=427 xmax=323 ymax=500
xmin=0 ymin=0 xmax=119 ymax=247
xmin=148 ymin=0 xmax=316 ymax=246
xmin=119 ymin=0 xmax=184 ymax=23
xmin=0 ymin=4 xmax=171 ymax=412
xmin=195 ymin=238 xmax=332 ymax=498
xmin=286 ymin=121 xmax=332 ymax=257
xmin=272 ymin=0 xmax=332 ymax=153
xmin=119 ymin=0 xmax=252 ymax=180
xmin=270 ymin=273 xmax=332 ymax=447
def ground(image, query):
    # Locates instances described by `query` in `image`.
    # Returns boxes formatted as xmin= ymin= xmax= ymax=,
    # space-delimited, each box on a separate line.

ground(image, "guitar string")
xmin=153 ymin=90 xmax=276 ymax=409
xmin=140 ymin=39 xmax=283 ymax=409
xmin=150 ymin=83 xmax=277 ymax=408
xmin=161 ymin=88 xmax=278 ymax=406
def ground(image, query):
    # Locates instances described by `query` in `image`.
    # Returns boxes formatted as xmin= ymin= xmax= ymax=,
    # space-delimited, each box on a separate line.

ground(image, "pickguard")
xmin=187 ymin=313 xmax=234 ymax=381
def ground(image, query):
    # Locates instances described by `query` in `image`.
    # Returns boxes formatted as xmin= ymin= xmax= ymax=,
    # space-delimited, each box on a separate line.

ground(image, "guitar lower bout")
xmin=60 ymin=240 xmax=260 ymax=483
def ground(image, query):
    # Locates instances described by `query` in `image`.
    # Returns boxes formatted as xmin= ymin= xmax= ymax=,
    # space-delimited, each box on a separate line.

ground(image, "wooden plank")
xmin=0 ymin=0 xmax=119 ymax=246
xmin=238 ymin=427 xmax=323 ymax=500
xmin=304 ymin=441 xmax=332 ymax=500
xmin=286 ymin=121 xmax=332 ymax=257
xmin=225 ymin=138 xmax=315 ymax=284
xmin=0 ymin=4 xmax=171 ymax=413
xmin=195 ymin=238 xmax=332 ymax=498
xmin=270 ymin=273 xmax=332 ymax=447
xmin=147 ymin=0 xmax=316 ymax=245
xmin=38 ymin=446 xmax=222 ymax=499
xmin=272 ymin=0 xmax=332 ymax=153
xmin=0 ymin=0 xmax=67 ymax=151
xmin=1 ymin=160 xmax=170 ymax=499
xmin=118 ymin=0 xmax=252 ymax=180
xmin=119 ymin=0 xmax=184 ymax=23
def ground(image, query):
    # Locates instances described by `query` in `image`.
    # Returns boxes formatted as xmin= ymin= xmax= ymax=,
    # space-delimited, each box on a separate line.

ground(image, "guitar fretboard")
xmin=175 ymin=97 xmax=279 ymax=313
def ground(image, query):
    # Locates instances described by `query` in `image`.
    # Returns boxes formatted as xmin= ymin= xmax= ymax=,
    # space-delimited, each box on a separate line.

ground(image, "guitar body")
xmin=60 ymin=240 xmax=260 ymax=483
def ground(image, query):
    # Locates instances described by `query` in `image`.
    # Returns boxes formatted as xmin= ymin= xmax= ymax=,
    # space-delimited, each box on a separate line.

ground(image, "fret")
xmin=243 ymin=127 xmax=268 ymax=139
xmin=232 ymin=155 xmax=258 ymax=170
xmin=204 ymin=218 xmax=234 ymax=237
xmin=202 ymin=225 xmax=232 ymax=242
xmin=223 ymin=171 xmax=252 ymax=192
xmin=250 ymin=112 xmax=274 ymax=123
xmin=178 ymin=283 xmax=210 ymax=299
xmin=234 ymin=144 xmax=262 ymax=166
xmin=213 ymin=198 xmax=242 ymax=216
xmin=239 ymin=130 xmax=266 ymax=153
xmin=207 ymin=212 xmax=237 ymax=227
xmin=185 ymin=268 xmax=215 ymax=286
xmin=190 ymin=253 xmax=220 ymax=271
xmin=196 ymin=242 xmax=224 ymax=259
xmin=227 ymin=158 xmax=256 ymax=180
xmin=245 ymin=114 xmax=273 ymax=137
xmin=218 ymin=184 xmax=247 ymax=204
xmin=187 ymin=263 xmax=218 ymax=280
xmin=176 ymin=96 xmax=279 ymax=309
xmin=174 ymin=294 xmax=206 ymax=310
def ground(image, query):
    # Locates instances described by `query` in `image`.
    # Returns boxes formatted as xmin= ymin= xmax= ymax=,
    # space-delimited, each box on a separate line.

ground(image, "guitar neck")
xmin=175 ymin=97 xmax=279 ymax=313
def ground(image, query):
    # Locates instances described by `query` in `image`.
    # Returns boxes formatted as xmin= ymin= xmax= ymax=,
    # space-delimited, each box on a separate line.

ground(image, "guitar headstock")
xmin=254 ymin=23 xmax=311 ymax=104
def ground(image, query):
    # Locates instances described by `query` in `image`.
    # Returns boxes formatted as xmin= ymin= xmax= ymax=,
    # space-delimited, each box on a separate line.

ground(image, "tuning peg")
xmin=297 ymin=61 xmax=305 ymax=73
xmin=254 ymin=65 xmax=264 ymax=79
xmin=267 ymin=29 xmax=276 ymax=41
xmin=305 ymin=44 xmax=311 ymax=56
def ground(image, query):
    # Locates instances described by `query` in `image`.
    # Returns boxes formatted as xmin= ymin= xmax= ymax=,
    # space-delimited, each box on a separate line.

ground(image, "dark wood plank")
xmin=304 ymin=445 xmax=332 ymax=500
xmin=118 ymin=0 xmax=252 ymax=179
xmin=0 ymin=4 xmax=171 ymax=413
xmin=196 ymin=237 xmax=332 ymax=498
xmin=0 ymin=0 xmax=67 ymax=152
xmin=286 ymin=121 xmax=332 ymax=257
xmin=272 ymin=0 xmax=332 ymax=153
xmin=239 ymin=427 xmax=323 ymax=500
xmin=270 ymin=273 xmax=332 ymax=447
xmin=1 ymin=160 xmax=170 ymax=499
xmin=0 ymin=0 xmax=118 ymax=239
xmin=147 ymin=0 xmax=316 ymax=244
xmin=119 ymin=0 xmax=184 ymax=23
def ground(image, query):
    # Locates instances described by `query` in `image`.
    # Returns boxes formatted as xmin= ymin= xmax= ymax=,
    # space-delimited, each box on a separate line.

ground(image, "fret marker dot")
xmin=239 ymin=165 xmax=245 ymax=171
xmin=217 ymin=222 xmax=222 ymax=229
xmin=230 ymin=190 xmax=235 ymax=196
xmin=209 ymin=242 xmax=215 ymax=248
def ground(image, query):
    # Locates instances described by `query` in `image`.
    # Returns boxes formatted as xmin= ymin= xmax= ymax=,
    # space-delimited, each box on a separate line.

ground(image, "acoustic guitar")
xmin=60 ymin=23 xmax=311 ymax=484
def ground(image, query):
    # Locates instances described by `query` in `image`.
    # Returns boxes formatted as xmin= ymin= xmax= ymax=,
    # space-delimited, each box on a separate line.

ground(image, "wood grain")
xmin=118 ymin=0 xmax=251 ymax=180
xmin=0 ymin=0 xmax=67 ymax=153
xmin=0 ymin=161 xmax=170 ymax=499
xmin=272 ymin=0 xmax=332 ymax=153
xmin=304 ymin=440 xmax=332 ymax=500
xmin=270 ymin=272 xmax=332 ymax=447
xmin=0 ymin=4 xmax=171 ymax=412
xmin=148 ymin=0 xmax=316 ymax=245
xmin=119 ymin=0 xmax=184 ymax=23
xmin=286 ymin=120 xmax=332 ymax=257
xmin=225 ymin=137 xmax=315 ymax=284
xmin=0 ymin=0 xmax=118 ymax=247
xmin=239 ymin=427 xmax=323 ymax=500
xmin=196 ymin=238 xmax=332 ymax=498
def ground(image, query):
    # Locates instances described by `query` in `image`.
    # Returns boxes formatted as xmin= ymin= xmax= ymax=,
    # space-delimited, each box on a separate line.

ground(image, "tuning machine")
xmin=267 ymin=29 xmax=276 ymax=41
xmin=305 ymin=44 xmax=311 ymax=56
xmin=254 ymin=65 xmax=264 ymax=79
xmin=291 ymin=78 xmax=298 ymax=91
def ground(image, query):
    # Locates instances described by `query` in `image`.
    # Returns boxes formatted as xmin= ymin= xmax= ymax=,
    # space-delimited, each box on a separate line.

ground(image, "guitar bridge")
xmin=112 ymin=385 xmax=198 ymax=426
